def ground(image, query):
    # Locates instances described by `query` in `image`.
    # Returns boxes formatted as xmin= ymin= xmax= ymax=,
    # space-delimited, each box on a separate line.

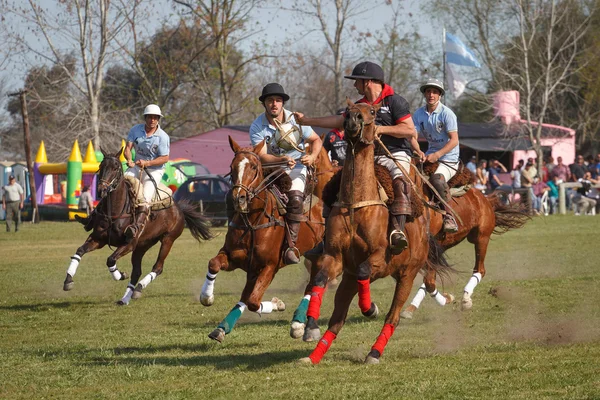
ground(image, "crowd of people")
xmin=466 ymin=153 xmax=600 ymax=215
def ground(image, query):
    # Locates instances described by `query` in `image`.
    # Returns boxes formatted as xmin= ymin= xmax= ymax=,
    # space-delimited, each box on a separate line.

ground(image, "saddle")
xmin=124 ymin=175 xmax=174 ymax=211
xmin=422 ymin=161 xmax=475 ymax=198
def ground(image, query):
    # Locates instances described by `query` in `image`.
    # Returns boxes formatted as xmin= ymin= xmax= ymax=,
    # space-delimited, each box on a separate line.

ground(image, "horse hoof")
xmin=132 ymin=285 xmax=143 ymax=300
xmin=363 ymin=302 xmax=379 ymax=319
xmin=299 ymin=357 xmax=314 ymax=364
xmin=445 ymin=293 xmax=455 ymax=305
xmin=400 ymin=310 xmax=413 ymax=320
xmin=364 ymin=355 xmax=380 ymax=365
xmin=116 ymin=300 xmax=128 ymax=306
xmin=200 ymin=294 xmax=214 ymax=307
xmin=120 ymin=272 xmax=129 ymax=281
xmin=271 ymin=297 xmax=286 ymax=311
xmin=461 ymin=299 xmax=473 ymax=310
xmin=303 ymin=327 xmax=321 ymax=342
xmin=290 ymin=321 xmax=306 ymax=339
xmin=208 ymin=328 xmax=225 ymax=343
xmin=63 ymin=282 xmax=74 ymax=291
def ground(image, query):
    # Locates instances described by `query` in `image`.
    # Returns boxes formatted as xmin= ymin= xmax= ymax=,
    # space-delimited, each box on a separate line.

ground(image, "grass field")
xmin=1 ymin=216 xmax=600 ymax=399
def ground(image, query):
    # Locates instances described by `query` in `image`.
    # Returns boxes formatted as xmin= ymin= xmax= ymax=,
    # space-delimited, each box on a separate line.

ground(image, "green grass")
xmin=1 ymin=216 xmax=599 ymax=399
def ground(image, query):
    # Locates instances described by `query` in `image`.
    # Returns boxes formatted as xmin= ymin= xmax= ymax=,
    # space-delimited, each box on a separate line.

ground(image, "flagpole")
xmin=442 ymin=26 xmax=448 ymax=103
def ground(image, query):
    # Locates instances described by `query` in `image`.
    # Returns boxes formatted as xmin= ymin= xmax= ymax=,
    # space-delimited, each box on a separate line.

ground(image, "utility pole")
xmin=8 ymin=89 xmax=39 ymax=223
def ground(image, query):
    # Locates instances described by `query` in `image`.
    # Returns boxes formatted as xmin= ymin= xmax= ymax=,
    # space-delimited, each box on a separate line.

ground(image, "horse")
xmin=199 ymin=136 xmax=335 ymax=343
xmin=299 ymin=100 xmax=452 ymax=364
xmin=400 ymin=187 xmax=529 ymax=319
xmin=63 ymin=148 xmax=213 ymax=305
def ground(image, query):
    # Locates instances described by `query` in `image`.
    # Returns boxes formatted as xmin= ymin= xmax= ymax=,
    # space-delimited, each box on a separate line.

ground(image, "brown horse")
xmin=401 ymin=188 xmax=529 ymax=318
xmin=199 ymin=136 xmax=335 ymax=342
xmin=63 ymin=148 xmax=213 ymax=304
xmin=300 ymin=100 xmax=451 ymax=364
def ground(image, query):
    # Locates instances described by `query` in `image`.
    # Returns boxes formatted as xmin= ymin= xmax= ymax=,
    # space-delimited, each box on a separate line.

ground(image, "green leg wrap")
xmin=218 ymin=304 xmax=244 ymax=334
xmin=292 ymin=297 xmax=309 ymax=324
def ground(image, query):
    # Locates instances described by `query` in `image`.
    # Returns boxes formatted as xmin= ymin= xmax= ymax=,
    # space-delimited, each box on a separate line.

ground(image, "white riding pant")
xmin=433 ymin=160 xmax=460 ymax=182
xmin=375 ymin=151 xmax=411 ymax=180
xmin=124 ymin=166 xmax=164 ymax=203
xmin=286 ymin=165 xmax=307 ymax=192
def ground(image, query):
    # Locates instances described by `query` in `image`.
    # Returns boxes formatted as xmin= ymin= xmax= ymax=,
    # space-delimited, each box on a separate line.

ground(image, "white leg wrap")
xmin=138 ymin=271 xmax=157 ymax=289
xmin=464 ymin=272 xmax=483 ymax=295
xmin=108 ymin=264 xmax=122 ymax=281
xmin=410 ymin=284 xmax=427 ymax=308
xmin=259 ymin=301 xmax=274 ymax=314
xmin=303 ymin=294 xmax=311 ymax=301
xmin=201 ymin=272 xmax=217 ymax=297
xmin=430 ymin=289 xmax=447 ymax=306
xmin=67 ymin=254 xmax=82 ymax=277
xmin=120 ymin=284 xmax=134 ymax=305
xmin=237 ymin=302 xmax=247 ymax=313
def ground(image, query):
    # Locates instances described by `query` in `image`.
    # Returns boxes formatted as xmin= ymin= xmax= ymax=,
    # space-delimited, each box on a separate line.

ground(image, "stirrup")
xmin=283 ymin=246 xmax=301 ymax=265
xmin=443 ymin=215 xmax=459 ymax=233
xmin=389 ymin=229 xmax=408 ymax=255
xmin=124 ymin=224 xmax=142 ymax=243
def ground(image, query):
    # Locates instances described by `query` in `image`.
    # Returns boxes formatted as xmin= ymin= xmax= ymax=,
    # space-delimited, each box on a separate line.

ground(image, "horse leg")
xmin=462 ymin=232 xmax=489 ymax=310
xmin=208 ymin=275 xmax=255 ymax=343
xmin=401 ymin=269 xmax=455 ymax=320
xmin=357 ymin=250 xmax=386 ymax=319
xmin=200 ymin=250 xmax=229 ymax=306
xmin=63 ymin=237 xmax=104 ymax=291
xmin=300 ymin=272 xmax=357 ymax=364
xmin=132 ymin=237 xmax=173 ymax=300
xmin=365 ymin=269 xmax=419 ymax=364
xmin=104 ymin=244 xmax=135 ymax=306
xmin=301 ymin=254 xmax=341 ymax=342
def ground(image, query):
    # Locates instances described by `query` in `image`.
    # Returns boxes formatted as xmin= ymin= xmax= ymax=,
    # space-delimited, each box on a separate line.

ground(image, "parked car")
xmin=173 ymin=174 xmax=231 ymax=226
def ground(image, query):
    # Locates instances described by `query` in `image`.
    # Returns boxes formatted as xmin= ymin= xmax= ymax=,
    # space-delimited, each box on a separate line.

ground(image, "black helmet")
xmin=344 ymin=61 xmax=384 ymax=82
xmin=258 ymin=83 xmax=290 ymax=102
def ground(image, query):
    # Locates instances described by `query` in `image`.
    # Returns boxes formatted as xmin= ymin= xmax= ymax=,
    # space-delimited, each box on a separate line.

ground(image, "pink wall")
xmin=512 ymin=134 xmax=575 ymax=167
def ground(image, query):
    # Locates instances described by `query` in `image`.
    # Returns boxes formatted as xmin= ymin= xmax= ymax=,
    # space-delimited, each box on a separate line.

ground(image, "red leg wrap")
xmin=308 ymin=330 xmax=337 ymax=364
xmin=371 ymin=323 xmax=395 ymax=356
xmin=307 ymin=286 xmax=326 ymax=320
xmin=357 ymin=279 xmax=372 ymax=313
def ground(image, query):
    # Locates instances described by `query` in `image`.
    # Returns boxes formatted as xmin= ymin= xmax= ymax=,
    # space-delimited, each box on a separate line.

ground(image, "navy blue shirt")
xmin=489 ymin=167 xmax=502 ymax=190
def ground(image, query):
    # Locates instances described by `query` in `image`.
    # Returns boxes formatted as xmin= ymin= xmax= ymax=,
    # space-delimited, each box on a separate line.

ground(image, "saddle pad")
xmin=124 ymin=175 xmax=173 ymax=210
xmin=450 ymin=184 xmax=472 ymax=198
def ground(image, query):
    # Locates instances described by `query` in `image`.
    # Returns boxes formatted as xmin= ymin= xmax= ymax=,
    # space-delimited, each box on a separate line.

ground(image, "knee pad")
xmin=430 ymin=173 xmax=448 ymax=196
xmin=287 ymin=190 xmax=304 ymax=215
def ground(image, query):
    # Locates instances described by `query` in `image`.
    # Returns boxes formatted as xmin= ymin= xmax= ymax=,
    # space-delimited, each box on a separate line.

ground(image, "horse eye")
xmin=370 ymin=109 xmax=375 ymax=115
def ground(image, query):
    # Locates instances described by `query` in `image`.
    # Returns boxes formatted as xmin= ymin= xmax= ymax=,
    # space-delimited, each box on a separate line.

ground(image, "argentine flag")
xmin=445 ymin=32 xmax=481 ymax=68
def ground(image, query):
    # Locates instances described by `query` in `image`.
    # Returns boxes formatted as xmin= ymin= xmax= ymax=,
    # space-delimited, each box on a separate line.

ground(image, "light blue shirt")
xmin=249 ymin=109 xmax=314 ymax=161
xmin=413 ymin=102 xmax=459 ymax=163
xmin=127 ymin=124 xmax=170 ymax=171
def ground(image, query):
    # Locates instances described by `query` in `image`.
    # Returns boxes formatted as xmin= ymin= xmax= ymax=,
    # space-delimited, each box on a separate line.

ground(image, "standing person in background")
xmin=511 ymin=159 xmax=524 ymax=189
xmin=488 ymin=159 xmax=507 ymax=192
xmin=78 ymin=186 xmax=94 ymax=216
xmin=569 ymin=155 xmax=586 ymax=181
xmin=2 ymin=175 xmax=24 ymax=232
xmin=546 ymin=156 xmax=556 ymax=175
xmin=466 ymin=155 xmax=477 ymax=174
xmin=322 ymin=109 xmax=348 ymax=167
xmin=551 ymin=156 xmax=571 ymax=182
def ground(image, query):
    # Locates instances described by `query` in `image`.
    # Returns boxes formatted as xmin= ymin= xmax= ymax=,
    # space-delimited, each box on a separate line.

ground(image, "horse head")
xmin=343 ymin=99 xmax=381 ymax=146
xmin=98 ymin=147 xmax=125 ymax=198
xmin=228 ymin=136 xmax=265 ymax=213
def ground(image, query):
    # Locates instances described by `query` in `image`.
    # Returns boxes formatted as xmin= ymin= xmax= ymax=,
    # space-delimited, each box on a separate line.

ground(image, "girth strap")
xmin=333 ymin=200 xmax=387 ymax=209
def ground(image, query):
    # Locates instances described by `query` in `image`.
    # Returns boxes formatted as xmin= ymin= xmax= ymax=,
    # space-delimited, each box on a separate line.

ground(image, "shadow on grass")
xmin=0 ymin=300 xmax=99 ymax=312
xmin=87 ymin=349 xmax=309 ymax=369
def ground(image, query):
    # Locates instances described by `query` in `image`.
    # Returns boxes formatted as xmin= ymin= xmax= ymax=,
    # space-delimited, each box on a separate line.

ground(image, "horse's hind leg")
xmin=365 ymin=269 xmax=419 ymax=364
xmin=401 ymin=269 xmax=454 ymax=320
xmin=462 ymin=232 xmax=490 ymax=310
xmin=63 ymin=237 xmax=104 ymax=291
xmin=301 ymin=272 xmax=358 ymax=364
xmin=357 ymin=250 xmax=386 ymax=319
xmin=132 ymin=237 xmax=174 ymax=300
xmin=200 ymin=250 xmax=230 ymax=306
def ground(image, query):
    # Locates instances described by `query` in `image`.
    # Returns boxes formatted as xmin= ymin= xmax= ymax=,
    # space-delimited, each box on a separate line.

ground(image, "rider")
xmin=122 ymin=104 xmax=170 ymax=242
xmin=412 ymin=79 xmax=459 ymax=232
xmin=249 ymin=83 xmax=323 ymax=265
xmin=295 ymin=61 xmax=423 ymax=254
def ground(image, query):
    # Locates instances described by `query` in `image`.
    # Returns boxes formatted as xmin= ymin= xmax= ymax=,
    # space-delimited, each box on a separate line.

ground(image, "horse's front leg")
xmin=200 ymin=249 xmax=232 ymax=306
xmin=400 ymin=269 xmax=455 ymax=320
xmin=365 ymin=268 xmax=419 ymax=364
xmin=63 ymin=236 xmax=105 ymax=291
xmin=356 ymin=249 xmax=386 ymax=319
xmin=462 ymin=232 xmax=490 ymax=310
xmin=105 ymin=243 xmax=135 ymax=306
xmin=300 ymin=272 xmax=358 ymax=364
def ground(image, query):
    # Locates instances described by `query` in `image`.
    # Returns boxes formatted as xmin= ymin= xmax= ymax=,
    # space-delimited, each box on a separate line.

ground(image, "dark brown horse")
xmin=63 ymin=148 xmax=213 ymax=305
xmin=300 ymin=100 xmax=451 ymax=364
xmin=401 ymin=188 xmax=529 ymax=318
xmin=199 ymin=136 xmax=335 ymax=342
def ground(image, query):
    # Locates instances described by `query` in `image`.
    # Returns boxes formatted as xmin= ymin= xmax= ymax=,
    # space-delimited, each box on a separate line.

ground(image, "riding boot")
xmin=389 ymin=178 xmax=411 ymax=254
xmin=124 ymin=205 xmax=150 ymax=243
xmin=75 ymin=210 xmax=96 ymax=232
xmin=430 ymin=173 xmax=458 ymax=233
xmin=284 ymin=190 xmax=306 ymax=265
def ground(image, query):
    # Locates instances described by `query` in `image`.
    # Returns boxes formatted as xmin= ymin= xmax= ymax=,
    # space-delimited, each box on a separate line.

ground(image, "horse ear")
xmin=373 ymin=102 xmax=382 ymax=113
xmin=229 ymin=136 xmax=241 ymax=153
xmin=100 ymin=147 xmax=108 ymax=158
xmin=253 ymin=139 xmax=266 ymax=155
xmin=115 ymin=147 xmax=124 ymax=158
xmin=346 ymin=98 xmax=353 ymax=108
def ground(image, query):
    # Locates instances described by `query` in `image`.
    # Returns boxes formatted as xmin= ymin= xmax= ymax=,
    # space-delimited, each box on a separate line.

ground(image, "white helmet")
xmin=143 ymin=104 xmax=163 ymax=117
xmin=420 ymin=79 xmax=445 ymax=96
xmin=273 ymin=117 xmax=303 ymax=152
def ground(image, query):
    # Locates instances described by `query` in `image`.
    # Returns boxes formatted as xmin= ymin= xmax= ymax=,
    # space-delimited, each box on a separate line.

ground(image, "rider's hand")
xmin=415 ymin=150 xmax=425 ymax=162
xmin=301 ymin=154 xmax=315 ymax=167
xmin=284 ymin=156 xmax=296 ymax=168
xmin=331 ymin=160 xmax=339 ymax=167
xmin=425 ymin=152 xmax=440 ymax=163
xmin=135 ymin=159 xmax=146 ymax=168
xmin=127 ymin=160 xmax=135 ymax=168
xmin=293 ymin=112 xmax=306 ymax=124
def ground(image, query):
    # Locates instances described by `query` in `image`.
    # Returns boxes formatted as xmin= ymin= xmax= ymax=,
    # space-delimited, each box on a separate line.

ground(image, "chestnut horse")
xmin=401 ymin=188 xmax=529 ymax=318
xmin=63 ymin=148 xmax=213 ymax=304
xmin=300 ymin=101 xmax=452 ymax=364
xmin=199 ymin=136 xmax=335 ymax=343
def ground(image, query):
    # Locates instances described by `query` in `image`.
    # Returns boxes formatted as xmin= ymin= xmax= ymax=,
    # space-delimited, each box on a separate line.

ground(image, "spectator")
xmin=466 ymin=155 xmax=477 ymax=174
xmin=78 ymin=186 xmax=94 ymax=215
xmin=511 ymin=159 xmax=524 ymax=189
xmin=523 ymin=157 xmax=538 ymax=181
xmin=322 ymin=108 xmax=347 ymax=167
xmin=521 ymin=160 xmax=537 ymax=214
xmin=551 ymin=156 xmax=571 ymax=182
xmin=586 ymin=154 xmax=598 ymax=179
xmin=488 ymin=159 xmax=507 ymax=191
xmin=569 ymin=154 xmax=586 ymax=181
xmin=546 ymin=156 xmax=556 ymax=175
xmin=573 ymin=172 xmax=597 ymax=215
xmin=541 ymin=159 xmax=549 ymax=182
xmin=474 ymin=159 xmax=488 ymax=193
xmin=2 ymin=175 xmax=24 ymax=232
xmin=594 ymin=154 xmax=600 ymax=178
xmin=546 ymin=175 xmax=560 ymax=214
xmin=533 ymin=180 xmax=549 ymax=215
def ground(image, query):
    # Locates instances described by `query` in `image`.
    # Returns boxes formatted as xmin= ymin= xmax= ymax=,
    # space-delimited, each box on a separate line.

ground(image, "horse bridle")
xmin=99 ymin=160 xmax=124 ymax=195
xmin=345 ymin=105 xmax=377 ymax=146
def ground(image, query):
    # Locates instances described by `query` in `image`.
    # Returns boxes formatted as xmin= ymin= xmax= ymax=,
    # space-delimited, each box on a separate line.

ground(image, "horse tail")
xmin=424 ymin=234 xmax=455 ymax=282
xmin=176 ymin=199 xmax=214 ymax=241
xmin=487 ymin=193 xmax=530 ymax=235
